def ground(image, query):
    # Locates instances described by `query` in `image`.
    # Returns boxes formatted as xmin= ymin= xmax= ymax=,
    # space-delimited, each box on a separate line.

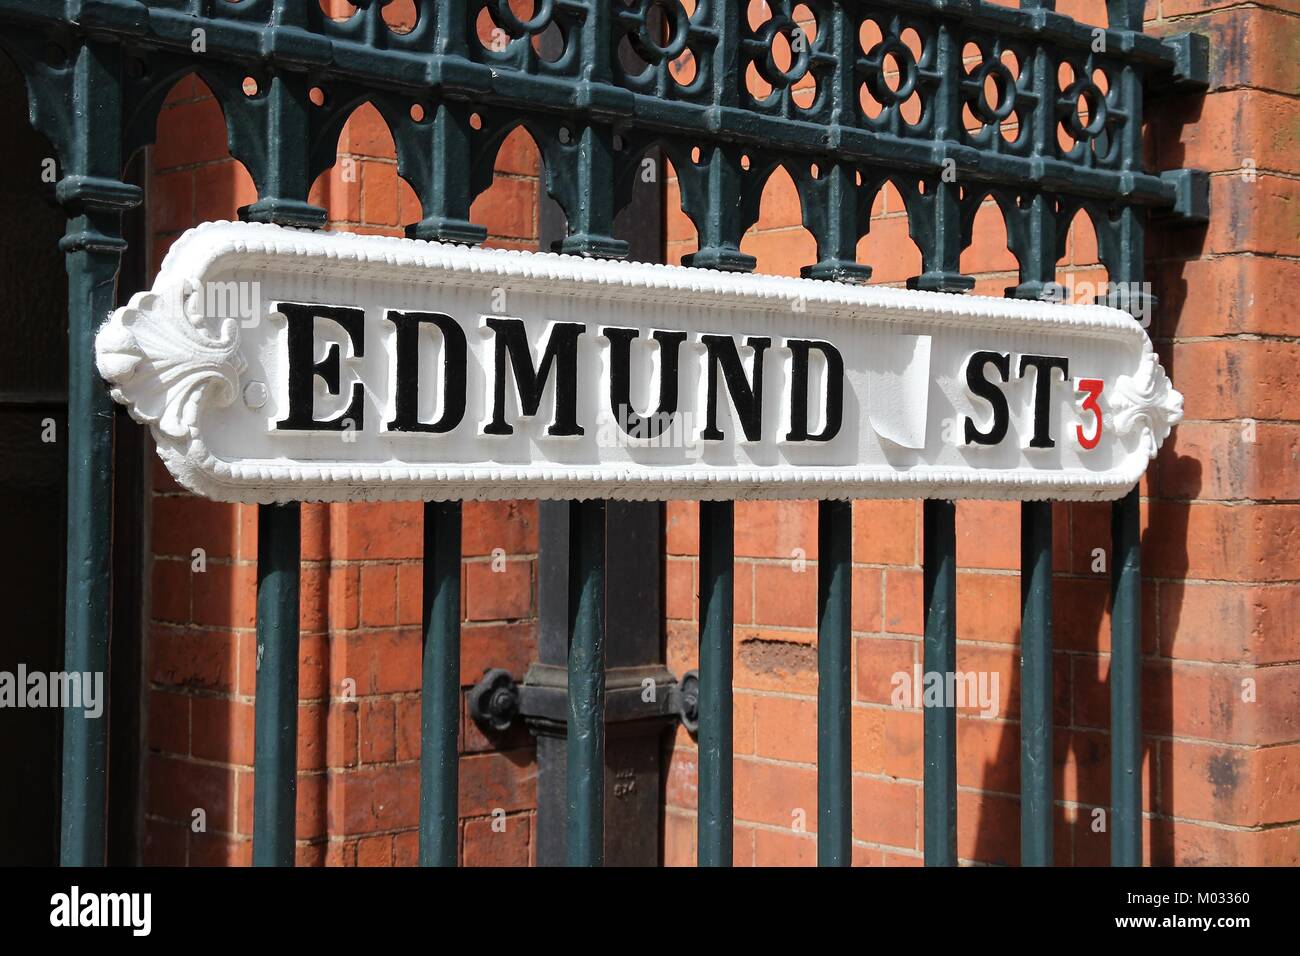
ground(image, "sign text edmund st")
xmin=95 ymin=221 xmax=1181 ymax=503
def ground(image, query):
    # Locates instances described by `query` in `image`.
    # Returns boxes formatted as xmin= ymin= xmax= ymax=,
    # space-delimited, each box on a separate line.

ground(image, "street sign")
xmin=96 ymin=221 xmax=1181 ymax=503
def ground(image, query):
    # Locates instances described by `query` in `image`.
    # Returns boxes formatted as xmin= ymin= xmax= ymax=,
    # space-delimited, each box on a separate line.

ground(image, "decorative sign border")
xmin=96 ymin=221 xmax=1181 ymax=504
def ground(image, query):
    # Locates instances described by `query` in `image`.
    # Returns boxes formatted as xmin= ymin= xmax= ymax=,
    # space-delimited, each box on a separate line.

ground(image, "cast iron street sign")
xmin=96 ymin=221 xmax=1181 ymax=503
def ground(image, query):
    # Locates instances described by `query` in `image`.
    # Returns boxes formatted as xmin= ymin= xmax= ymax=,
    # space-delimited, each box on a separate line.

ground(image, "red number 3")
xmin=1076 ymin=378 xmax=1104 ymax=450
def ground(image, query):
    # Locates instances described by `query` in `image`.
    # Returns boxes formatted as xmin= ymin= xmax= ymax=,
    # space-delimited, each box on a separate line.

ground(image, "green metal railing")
xmin=817 ymin=499 xmax=852 ymax=866
xmin=922 ymin=499 xmax=958 ymax=865
xmin=698 ymin=499 xmax=734 ymax=867
xmin=566 ymin=499 xmax=607 ymax=866
xmin=252 ymin=502 xmax=301 ymax=867
xmin=0 ymin=0 xmax=1206 ymax=868
xmin=420 ymin=499 xmax=461 ymax=867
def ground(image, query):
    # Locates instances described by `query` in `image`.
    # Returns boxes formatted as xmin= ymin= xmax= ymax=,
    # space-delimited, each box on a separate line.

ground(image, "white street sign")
xmin=96 ymin=221 xmax=1181 ymax=503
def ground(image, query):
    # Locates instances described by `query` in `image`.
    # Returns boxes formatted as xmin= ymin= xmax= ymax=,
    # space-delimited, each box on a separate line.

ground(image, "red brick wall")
xmin=138 ymin=0 xmax=1298 ymax=865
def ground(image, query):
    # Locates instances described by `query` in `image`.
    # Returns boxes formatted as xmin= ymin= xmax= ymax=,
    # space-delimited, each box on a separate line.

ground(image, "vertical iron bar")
xmin=59 ymin=243 xmax=118 ymax=866
xmin=1020 ymin=501 xmax=1053 ymax=865
xmin=252 ymin=502 xmax=301 ymax=867
xmin=817 ymin=499 xmax=852 ymax=866
xmin=1009 ymin=13 xmax=1062 ymax=863
xmin=1106 ymin=54 xmax=1147 ymax=865
xmin=566 ymin=499 xmax=606 ymax=866
xmin=409 ymin=2 xmax=484 ymax=244
xmin=683 ymin=0 xmax=753 ymax=273
xmin=698 ymin=499 xmax=734 ymax=867
xmin=558 ymin=2 xmax=624 ymax=259
xmin=922 ymin=499 xmax=957 ymax=866
xmin=58 ymin=38 xmax=138 ymax=867
xmin=245 ymin=41 xmax=317 ymax=869
xmin=420 ymin=500 xmax=461 ymax=866
xmin=1110 ymin=487 xmax=1142 ymax=865
xmin=908 ymin=21 xmax=974 ymax=293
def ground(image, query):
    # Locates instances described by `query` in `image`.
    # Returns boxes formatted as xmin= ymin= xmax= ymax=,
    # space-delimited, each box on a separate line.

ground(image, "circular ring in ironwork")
xmin=866 ymin=35 xmax=918 ymax=107
xmin=755 ymin=15 xmax=812 ymax=89
xmin=628 ymin=0 xmax=692 ymax=64
xmin=490 ymin=0 xmax=555 ymax=38
xmin=970 ymin=58 xmax=1017 ymax=124
xmin=1061 ymin=78 xmax=1107 ymax=141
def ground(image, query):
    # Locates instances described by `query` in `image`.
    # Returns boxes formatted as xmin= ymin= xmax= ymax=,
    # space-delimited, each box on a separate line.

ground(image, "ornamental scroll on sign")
xmin=95 ymin=221 xmax=1181 ymax=504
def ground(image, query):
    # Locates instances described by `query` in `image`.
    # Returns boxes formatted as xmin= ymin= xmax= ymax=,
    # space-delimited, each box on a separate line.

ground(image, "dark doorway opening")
xmin=0 ymin=51 xmax=71 ymax=865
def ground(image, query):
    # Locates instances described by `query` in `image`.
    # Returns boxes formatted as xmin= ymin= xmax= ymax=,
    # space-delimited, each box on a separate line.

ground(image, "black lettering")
xmin=963 ymin=350 xmax=1011 ymax=446
xmin=386 ymin=310 xmax=467 ymax=434
xmin=603 ymin=327 xmax=688 ymax=439
xmin=276 ymin=302 xmax=365 ymax=432
xmin=785 ymin=339 xmax=843 ymax=442
xmin=484 ymin=317 xmax=585 ymax=436
xmin=702 ymin=334 xmax=770 ymax=442
xmin=1018 ymin=353 xmax=1070 ymax=449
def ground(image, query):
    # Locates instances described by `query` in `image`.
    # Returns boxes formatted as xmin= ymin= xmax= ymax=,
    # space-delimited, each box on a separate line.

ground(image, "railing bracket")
xmin=468 ymin=665 xmax=697 ymax=734
xmin=671 ymin=669 xmax=700 ymax=735
xmin=468 ymin=668 xmax=521 ymax=733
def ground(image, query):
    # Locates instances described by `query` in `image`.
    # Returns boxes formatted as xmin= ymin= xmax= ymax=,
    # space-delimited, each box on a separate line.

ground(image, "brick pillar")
xmin=1142 ymin=0 xmax=1300 ymax=864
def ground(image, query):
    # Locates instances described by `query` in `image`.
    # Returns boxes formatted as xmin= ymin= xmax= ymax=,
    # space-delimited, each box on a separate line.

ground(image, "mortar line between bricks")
xmin=152 ymin=158 xmax=249 ymax=176
xmin=746 ymin=821 xmax=918 ymax=855
xmin=1169 ymin=418 xmax=1300 ymax=428
xmin=1179 ymin=83 xmax=1300 ymax=101
xmin=849 ymin=840 xmax=922 ymax=855
xmin=848 ymin=700 xmax=1017 ymax=713
xmin=145 ymin=683 xmax=258 ymax=703
xmin=1245 ymin=817 xmax=1300 ymax=830
xmin=310 ymin=816 xmax=532 ymax=846
xmin=314 ymin=749 xmax=539 ymax=772
xmin=951 ymin=782 xmax=1095 ymax=801
xmin=725 ymin=816 xmax=918 ymax=847
xmin=1205 ymin=166 xmax=1300 ymax=181
xmin=1142 ymin=574 xmax=1300 ymax=586
xmin=719 ymin=716 xmax=1292 ymax=763
xmin=1146 ymin=812 xmax=1300 ymax=832
xmin=288 ymin=556 xmax=539 ymax=565
xmin=735 ymin=687 xmax=820 ymax=702
xmin=1150 ymin=249 xmax=1300 ymax=263
xmin=1124 ymin=572 xmax=1300 ymax=586
xmin=846 ymin=769 xmax=932 ymax=784
xmin=1157 ymin=1 xmax=1300 ymax=18
xmin=306 ymin=620 xmax=533 ymax=630
xmin=1149 ymin=252 xmax=1300 ymax=270
xmin=1053 ymin=646 xmax=1300 ymax=667
xmin=1062 ymin=650 xmax=1300 ymax=669
xmin=734 ymin=753 xmax=818 ymax=771
xmin=145 ymin=750 xmax=252 ymax=773
xmin=1091 ymin=729 xmax=1294 ymax=749
xmin=662 ymin=810 xmax=927 ymax=861
xmin=1161 ymin=332 xmax=1300 ymax=343
xmin=1096 ymin=655 xmax=1300 ymax=671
